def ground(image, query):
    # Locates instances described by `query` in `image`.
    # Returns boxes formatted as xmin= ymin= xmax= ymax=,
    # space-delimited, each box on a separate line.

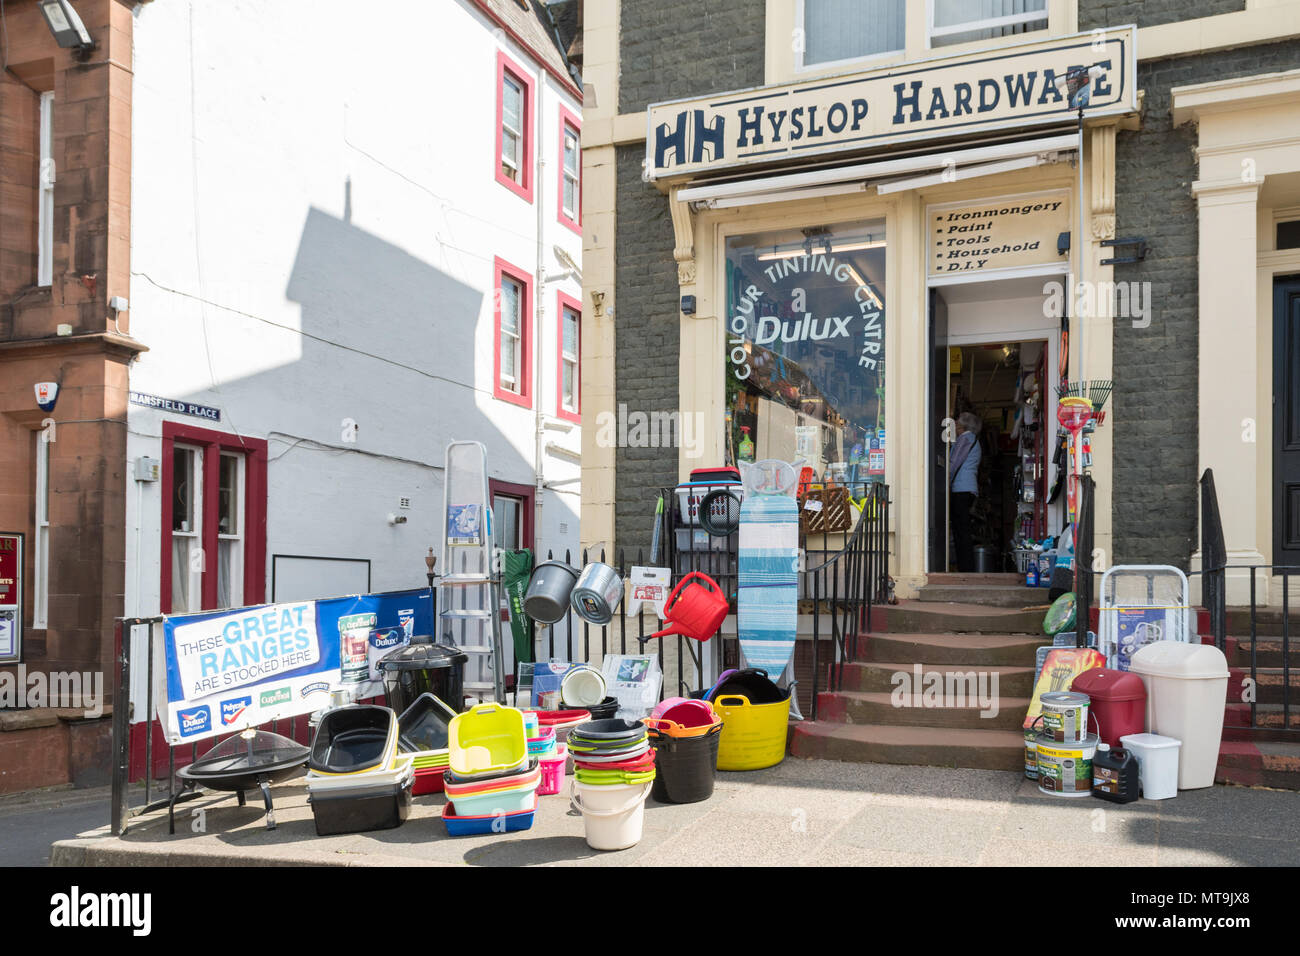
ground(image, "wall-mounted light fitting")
xmin=38 ymin=1 xmax=96 ymax=59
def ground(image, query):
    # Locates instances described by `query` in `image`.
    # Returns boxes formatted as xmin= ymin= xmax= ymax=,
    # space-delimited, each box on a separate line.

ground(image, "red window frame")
xmin=489 ymin=479 xmax=535 ymax=553
xmin=557 ymin=105 xmax=582 ymax=234
xmin=160 ymin=422 xmax=268 ymax=613
xmin=556 ymin=290 xmax=582 ymax=423
xmin=495 ymin=51 xmax=535 ymax=203
xmin=493 ymin=256 xmax=534 ymax=408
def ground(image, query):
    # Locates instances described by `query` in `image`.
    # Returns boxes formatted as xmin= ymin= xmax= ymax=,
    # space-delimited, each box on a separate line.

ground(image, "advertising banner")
xmin=156 ymin=588 xmax=432 ymax=744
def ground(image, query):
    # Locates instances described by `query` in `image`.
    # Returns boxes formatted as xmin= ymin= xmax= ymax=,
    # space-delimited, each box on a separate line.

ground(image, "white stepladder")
xmin=439 ymin=440 xmax=506 ymax=703
xmin=1098 ymin=565 xmax=1193 ymax=672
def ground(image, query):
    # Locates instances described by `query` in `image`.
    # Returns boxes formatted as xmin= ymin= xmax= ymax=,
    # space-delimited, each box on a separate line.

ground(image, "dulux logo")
xmin=300 ymin=681 xmax=329 ymax=699
xmin=220 ymin=696 xmax=251 ymax=726
xmin=370 ymin=627 xmax=403 ymax=650
xmin=754 ymin=314 xmax=853 ymax=346
xmin=34 ymin=381 xmax=58 ymax=413
xmin=178 ymin=705 xmax=211 ymax=738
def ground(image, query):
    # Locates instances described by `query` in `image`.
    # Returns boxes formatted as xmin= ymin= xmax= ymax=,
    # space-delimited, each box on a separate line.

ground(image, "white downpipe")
xmin=535 ymin=82 xmax=546 ymax=557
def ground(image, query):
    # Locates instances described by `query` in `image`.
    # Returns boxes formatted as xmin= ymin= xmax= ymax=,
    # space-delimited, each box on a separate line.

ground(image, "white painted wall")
xmin=124 ymin=0 xmax=582 ymax=616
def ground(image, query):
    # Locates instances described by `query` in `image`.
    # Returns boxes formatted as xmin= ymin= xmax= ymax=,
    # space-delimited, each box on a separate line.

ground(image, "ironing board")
xmin=737 ymin=460 xmax=799 ymax=679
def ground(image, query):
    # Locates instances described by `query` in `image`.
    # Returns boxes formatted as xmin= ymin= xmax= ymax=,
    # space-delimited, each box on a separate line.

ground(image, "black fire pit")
xmin=171 ymin=729 xmax=309 ymax=833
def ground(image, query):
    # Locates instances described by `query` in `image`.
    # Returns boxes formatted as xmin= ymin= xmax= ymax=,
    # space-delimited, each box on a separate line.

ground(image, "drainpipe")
xmin=535 ymin=84 xmax=546 ymax=556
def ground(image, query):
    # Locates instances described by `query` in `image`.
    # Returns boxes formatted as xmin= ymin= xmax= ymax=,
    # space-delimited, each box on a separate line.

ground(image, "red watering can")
xmin=645 ymin=572 xmax=728 ymax=642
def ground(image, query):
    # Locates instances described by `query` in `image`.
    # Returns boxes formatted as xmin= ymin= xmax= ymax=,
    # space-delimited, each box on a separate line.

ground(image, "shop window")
xmin=558 ymin=106 xmax=582 ymax=233
xmin=800 ymin=0 xmax=905 ymax=69
xmin=557 ymin=292 xmax=581 ymax=422
xmin=33 ymin=432 xmax=50 ymax=628
xmin=494 ymin=257 xmax=533 ymax=408
xmin=724 ymin=220 xmax=887 ymax=492
xmin=496 ymin=51 xmax=535 ymax=202
xmin=929 ymin=0 xmax=1048 ymax=48
xmin=161 ymin=423 xmax=267 ymax=613
xmin=38 ymin=92 xmax=54 ymax=288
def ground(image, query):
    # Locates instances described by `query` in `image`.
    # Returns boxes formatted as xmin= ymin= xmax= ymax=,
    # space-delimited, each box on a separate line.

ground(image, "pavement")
xmin=0 ymin=785 xmax=115 ymax=867
xmin=44 ymin=758 xmax=1300 ymax=866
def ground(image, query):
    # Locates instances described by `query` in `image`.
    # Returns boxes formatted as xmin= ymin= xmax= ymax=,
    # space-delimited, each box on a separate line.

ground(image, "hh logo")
xmin=220 ymin=696 xmax=252 ymax=726
xmin=654 ymin=109 xmax=725 ymax=170
xmin=178 ymin=705 xmax=211 ymax=737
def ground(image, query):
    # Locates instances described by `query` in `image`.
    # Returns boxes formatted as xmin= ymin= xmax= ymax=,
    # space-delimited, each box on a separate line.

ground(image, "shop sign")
xmin=646 ymin=28 xmax=1135 ymax=180
xmin=129 ymin=391 xmax=222 ymax=422
xmin=0 ymin=533 xmax=22 ymax=664
xmin=928 ymin=192 xmax=1070 ymax=276
xmin=155 ymin=588 xmax=432 ymax=744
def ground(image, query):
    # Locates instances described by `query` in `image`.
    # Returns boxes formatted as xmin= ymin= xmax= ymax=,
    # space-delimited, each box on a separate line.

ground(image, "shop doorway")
xmin=926 ymin=276 xmax=1065 ymax=573
xmin=1275 ymin=274 xmax=1300 ymax=566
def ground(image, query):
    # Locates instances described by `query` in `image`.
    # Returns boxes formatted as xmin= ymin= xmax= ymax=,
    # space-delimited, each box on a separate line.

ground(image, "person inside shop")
xmin=949 ymin=411 xmax=983 ymax=572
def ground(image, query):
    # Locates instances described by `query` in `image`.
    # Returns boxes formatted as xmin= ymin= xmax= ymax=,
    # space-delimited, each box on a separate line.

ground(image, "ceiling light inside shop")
xmin=756 ymin=236 xmax=885 ymax=261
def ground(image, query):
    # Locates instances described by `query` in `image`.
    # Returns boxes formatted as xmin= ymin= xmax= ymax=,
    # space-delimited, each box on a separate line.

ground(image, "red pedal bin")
xmin=1070 ymin=668 xmax=1147 ymax=748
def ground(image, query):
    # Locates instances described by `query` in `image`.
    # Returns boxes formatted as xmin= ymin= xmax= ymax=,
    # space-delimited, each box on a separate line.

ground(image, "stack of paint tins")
xmin=567 ymin=719 xmax=655 ymax=850
xmin=1030 ymin=691 xmax=1099 ymax=798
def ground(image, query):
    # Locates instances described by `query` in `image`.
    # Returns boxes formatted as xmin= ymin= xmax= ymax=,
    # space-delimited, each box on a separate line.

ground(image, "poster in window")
xmin=0 ymin=533 xmax=22 ymax=663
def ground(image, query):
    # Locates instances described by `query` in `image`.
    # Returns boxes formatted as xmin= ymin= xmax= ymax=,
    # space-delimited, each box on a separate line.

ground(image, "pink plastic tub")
xmin=538 ymin=744 xmax=568 ymax=795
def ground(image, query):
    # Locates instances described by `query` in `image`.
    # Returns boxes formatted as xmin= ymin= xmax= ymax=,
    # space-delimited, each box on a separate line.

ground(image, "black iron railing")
xmin=1200 ymin=468 xmax=1228 ymax=650
xmin=1074 ymin=473 xmax=1096 ymax=650
xmin=1195 ymin=468 xmax=1298 ymax=736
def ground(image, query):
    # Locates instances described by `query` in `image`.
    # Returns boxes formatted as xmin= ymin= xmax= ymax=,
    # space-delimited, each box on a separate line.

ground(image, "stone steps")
xmin=856 ymin=632 xmax=1045 ymax=666
xmin=789 ymin=721 xmax=1026 ymax=772
xmin=815 ymin=689 xmax=1031 ymax=730
xmin=838 ymin=660 xmax=1037 ymax=697
xmin=878 ymin=600 xmax=1047 ymax=635
xmin=917 ymin=584 xmax=1050 ymax=608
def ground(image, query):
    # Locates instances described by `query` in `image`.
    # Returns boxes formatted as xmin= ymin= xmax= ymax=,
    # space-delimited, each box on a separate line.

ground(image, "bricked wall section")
xmin=1079 ymin=0 xmax=1243 ymax=31
xmin=613 ymin=145 xmax=680 ymax=550
xmin=1110 ymin=38 xmax=1300 ymax=567
xmin=618 ymin=0 xmax=766 ymax=114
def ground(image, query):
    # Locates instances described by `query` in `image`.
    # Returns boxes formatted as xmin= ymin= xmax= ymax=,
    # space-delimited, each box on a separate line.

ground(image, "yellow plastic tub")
xmin=448 ymin=703 xmax=528 ymax=776
xmin=712 ymin=694 xmax=789 ymax=771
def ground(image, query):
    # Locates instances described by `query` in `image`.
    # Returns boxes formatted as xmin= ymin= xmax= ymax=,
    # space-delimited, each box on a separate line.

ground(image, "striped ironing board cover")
xmin=738 ymin=492 xmax=799 ymax=677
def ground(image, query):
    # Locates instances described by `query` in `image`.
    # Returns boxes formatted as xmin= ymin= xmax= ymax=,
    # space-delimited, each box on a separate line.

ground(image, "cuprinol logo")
xmin=259 ymin=685 xmax=292 ymax=708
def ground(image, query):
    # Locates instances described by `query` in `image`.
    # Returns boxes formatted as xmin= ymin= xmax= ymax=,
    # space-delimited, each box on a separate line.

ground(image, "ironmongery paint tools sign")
xmin=928 ymin=192 xmax=1070 ymax=276
xmin=644 ymin=28 xmax=1136 ymax=180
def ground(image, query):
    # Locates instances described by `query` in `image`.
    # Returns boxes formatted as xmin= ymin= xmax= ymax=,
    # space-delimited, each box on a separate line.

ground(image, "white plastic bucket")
xmin=570 ymin=780 xmax=651 ymax=851
xmin=1119 ymin=732 xmax=1181 ymax=800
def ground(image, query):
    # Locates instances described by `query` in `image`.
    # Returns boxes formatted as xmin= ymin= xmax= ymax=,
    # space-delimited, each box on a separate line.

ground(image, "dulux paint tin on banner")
xmin=1035 ymin=733 xmax=1099 ymax=797
xmin=1038 ymin=691 xmax=1090 ymax=743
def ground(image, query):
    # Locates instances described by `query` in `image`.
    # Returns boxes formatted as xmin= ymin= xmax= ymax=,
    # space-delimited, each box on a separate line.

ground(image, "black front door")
xmin=1276 ymin=275 xmax=1300 ymax=565
xmin=929 ymin=288 xmax=949 ymax=572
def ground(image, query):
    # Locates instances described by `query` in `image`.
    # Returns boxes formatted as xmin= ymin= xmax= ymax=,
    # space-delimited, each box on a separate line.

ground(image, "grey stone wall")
xmin=1079 ymin=0 xmax=1242 ymax=30
xmin=613 ymin=144 xmax=681 ymax=551
xmin=1111 ymin=39 xmax=1300 ymax=567
xmin=618 ymin=0 xmax=766 ymax=114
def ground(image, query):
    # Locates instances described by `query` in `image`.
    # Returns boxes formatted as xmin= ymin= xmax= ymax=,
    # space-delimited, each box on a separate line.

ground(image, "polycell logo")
xmin=300 ymin=681 xmax=329 ymax=699
xmin=259 ymin=686 xmax=292 ymax=708
xmin=178 ymin=705 xmax=211 ymax=738
xmin=220 ymin=696 xmax=252 ymax=726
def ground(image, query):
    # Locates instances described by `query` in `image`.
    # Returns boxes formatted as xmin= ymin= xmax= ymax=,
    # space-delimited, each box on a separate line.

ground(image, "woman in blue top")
xmin=949 ymin=412 xmax=982 ymax=573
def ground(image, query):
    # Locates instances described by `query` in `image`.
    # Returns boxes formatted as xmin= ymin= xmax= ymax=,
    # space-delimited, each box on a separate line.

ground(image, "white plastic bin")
xmin=1119 ymin=733 xmax=1181 ymax=800
xmin=1128 ymin=642 xmax=1230 ymax=789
